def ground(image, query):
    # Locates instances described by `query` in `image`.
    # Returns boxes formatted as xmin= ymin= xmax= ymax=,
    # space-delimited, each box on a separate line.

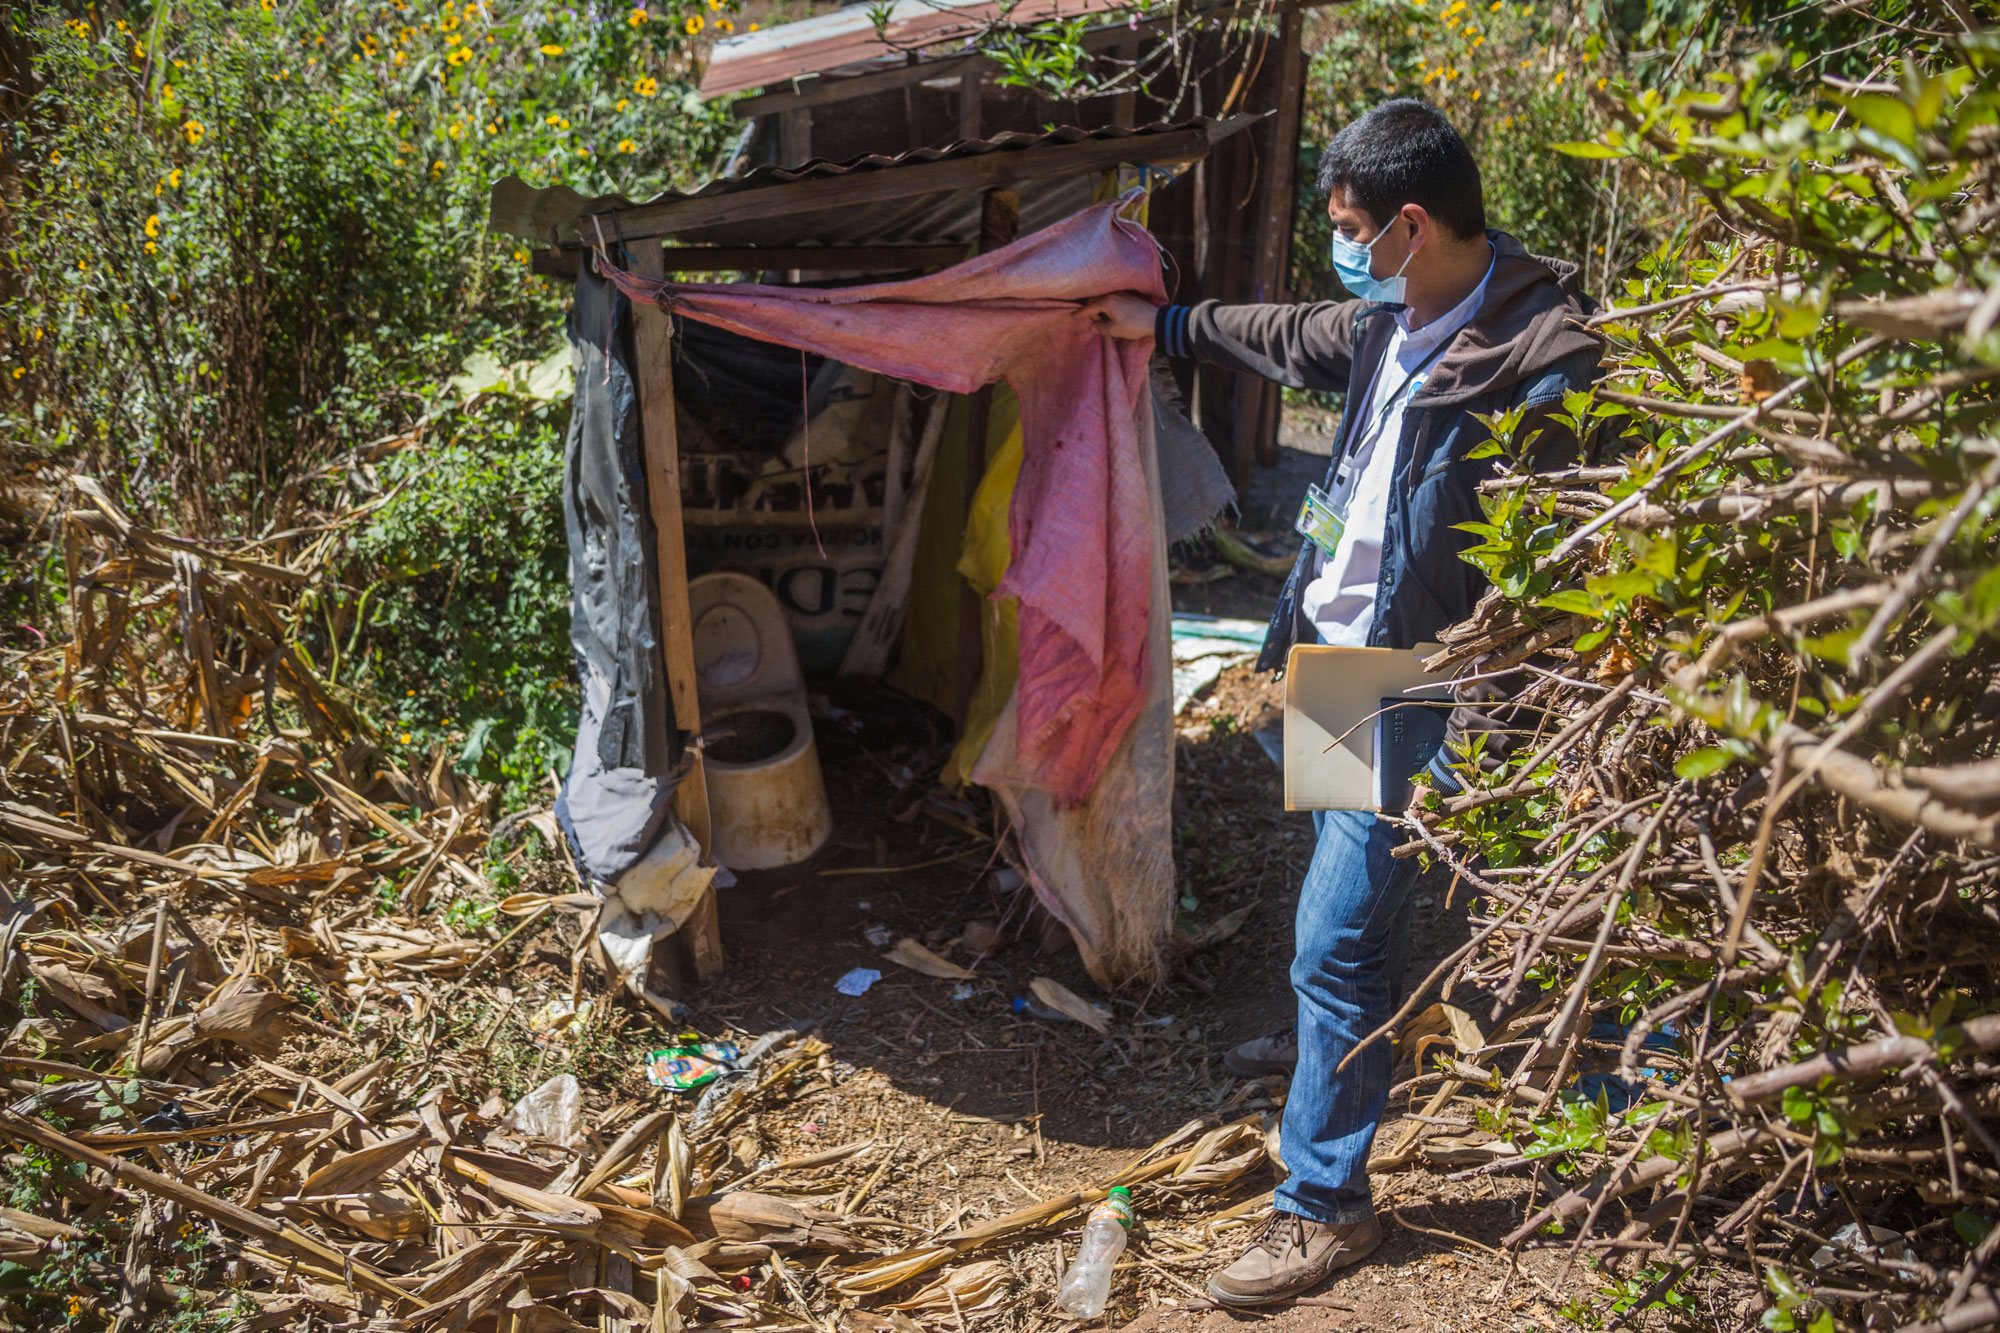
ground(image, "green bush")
xmin=3 ymin=0 xmax=738 ymax=802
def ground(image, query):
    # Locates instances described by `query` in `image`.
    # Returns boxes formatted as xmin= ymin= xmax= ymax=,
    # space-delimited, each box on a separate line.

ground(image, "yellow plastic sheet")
xmin=943 ymin=390 xmax=1024 ymax=787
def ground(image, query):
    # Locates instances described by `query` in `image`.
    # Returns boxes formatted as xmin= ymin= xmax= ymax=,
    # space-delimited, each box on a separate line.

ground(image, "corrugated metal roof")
xmin=698 ymin=0 xmax=1135 ymax=98
xmin=489 ymin=115 xmax=1253 ymax=250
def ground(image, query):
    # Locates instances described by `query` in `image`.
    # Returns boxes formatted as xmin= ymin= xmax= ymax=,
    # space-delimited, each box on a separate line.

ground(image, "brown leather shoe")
xmin=1223 ymin=1026 xmax=1298 ymax=1078
xmin=1206 ymin=1211 xmax=1382 ymax=1306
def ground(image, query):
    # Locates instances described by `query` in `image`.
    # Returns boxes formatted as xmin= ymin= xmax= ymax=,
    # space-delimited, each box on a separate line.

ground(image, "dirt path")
xmin=637 ymin=664 xmax=1597 ymax=1333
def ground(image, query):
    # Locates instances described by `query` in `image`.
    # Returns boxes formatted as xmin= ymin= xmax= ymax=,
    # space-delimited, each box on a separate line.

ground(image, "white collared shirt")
xmin=1300 ymin=251 xmax=1494 ymax=646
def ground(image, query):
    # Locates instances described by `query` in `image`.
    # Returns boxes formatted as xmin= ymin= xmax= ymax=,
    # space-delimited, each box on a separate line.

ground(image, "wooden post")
xmin=953 ymin=188 xmax=1018 ymax=730
xmin=1240 ymin=9 xmax=1306 ymax=473
xmin=957 ymin=69 xmax=982 ymax=143
xmin=629 ymin=241 xmax=723 ymax=985
xmin=779 ymin=107 xmax=813 ymax=164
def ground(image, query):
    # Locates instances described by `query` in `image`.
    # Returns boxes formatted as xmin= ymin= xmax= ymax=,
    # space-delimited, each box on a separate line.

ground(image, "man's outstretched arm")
xmin=1080 ymin=294 xmax=1366 ymax=393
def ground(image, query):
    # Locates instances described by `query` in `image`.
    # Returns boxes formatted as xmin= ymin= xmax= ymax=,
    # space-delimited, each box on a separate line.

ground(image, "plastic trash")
xmin=1810 ymin=1223 xmax=1913 ymax=1272
xmin=835 ymin=967 xmax=882 ymax=997
xmin=645 ymin=1039 xmax=741 ymax=1091
xmin=526 ymin=997 xmax=593 ymax=1046
xmin=1056 ymin=1187 xmax=1134 ymax=1317
xmin=500 ymin=1073 xmax=583 ymax=1147
xmin=1013 ymin=996 xmax=1070 ymax=1022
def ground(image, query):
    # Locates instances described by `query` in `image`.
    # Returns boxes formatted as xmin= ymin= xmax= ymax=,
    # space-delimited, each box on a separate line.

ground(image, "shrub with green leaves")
xmin=3 ymin=0 xmax=737 ymax=800
xmin=1404 ymin=1 xmax=2000 ymax=1326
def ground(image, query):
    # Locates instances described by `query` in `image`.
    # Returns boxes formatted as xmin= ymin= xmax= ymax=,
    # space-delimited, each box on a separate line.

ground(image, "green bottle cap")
xmin=1108 ymin=1187 xmax=1131 ymax=1199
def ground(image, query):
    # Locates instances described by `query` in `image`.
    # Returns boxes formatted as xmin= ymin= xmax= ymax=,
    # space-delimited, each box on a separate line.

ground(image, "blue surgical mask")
xmin=1329 ymin=216 xmax=1415 ymax=305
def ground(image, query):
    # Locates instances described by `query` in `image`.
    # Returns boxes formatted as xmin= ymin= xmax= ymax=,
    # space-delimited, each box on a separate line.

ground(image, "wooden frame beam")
xmin=627 ymin=244 xmax=724 ymax=987
xmin=533 ymin=244 xmax=969 ymax=280
xmin=577 ymin=121 xmax=1239 ymax=243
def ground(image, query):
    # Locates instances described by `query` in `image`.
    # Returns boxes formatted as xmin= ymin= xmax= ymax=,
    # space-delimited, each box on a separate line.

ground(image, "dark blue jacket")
xmin=1156 ymin=230 xmax=1602 ymax=670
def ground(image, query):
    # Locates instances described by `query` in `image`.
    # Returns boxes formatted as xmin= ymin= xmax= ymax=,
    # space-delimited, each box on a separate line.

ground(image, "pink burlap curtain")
xmin=598 ymin=200 xmax=1167 ymax=806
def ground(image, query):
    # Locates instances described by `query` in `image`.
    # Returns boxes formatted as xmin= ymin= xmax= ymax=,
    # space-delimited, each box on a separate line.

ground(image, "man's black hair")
xmin=1316 ymin=99 xmax=1486 ymax=241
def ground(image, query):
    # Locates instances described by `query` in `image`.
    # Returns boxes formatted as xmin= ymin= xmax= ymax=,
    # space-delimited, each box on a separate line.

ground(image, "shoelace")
xmin=1245 ymin=1212 xmax=1308 ymax=1258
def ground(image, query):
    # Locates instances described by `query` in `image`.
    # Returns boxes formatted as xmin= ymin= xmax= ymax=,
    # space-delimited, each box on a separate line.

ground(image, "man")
xmin=1083 ymin=99 xmax=1599 ymax=1304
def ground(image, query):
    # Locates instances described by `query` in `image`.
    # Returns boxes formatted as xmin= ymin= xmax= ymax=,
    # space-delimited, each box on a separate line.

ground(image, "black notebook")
xmin=1373 ymin=699 xmax=1450 ymax=812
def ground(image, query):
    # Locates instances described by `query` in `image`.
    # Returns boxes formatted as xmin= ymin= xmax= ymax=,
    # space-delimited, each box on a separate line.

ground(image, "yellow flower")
xmin=512 ymin=248 xmax=530 ymax=263
xmin=540 ymin=42 xmax=565 ymax=54
xmin=448 ymin=46 xmax=472 ymax=64
xmin=1597 ymin=76 xmax=1607 ymax=89
xmin=707 ymin=0 xmax=723 ymax=9
xmin=717 ymin=17 xmax=732 ymax=29
xmin=628 ymin=6 xmax=648 ymax=23
xmin=1553 ymin=68 xmax=1566 ymax=84
xmin=49 ymin=150 xmax=61 ymax=164
xmin=577 ymin=146 xmax=590 ymax=155
xmin=441 ymin=12 xmax=459 ymax=29
xmin=446 ymin=31 xmax=461 ymax=45
xmin=486 ymin=122 xmax=499 ymax=133
xmin=618 ymin=138 xmax=637 ymax=152
xmin=1469 ymin=88 xmax=1481 ymax=99
xmin=144 ymin=240 xmax=159 ymax=254
xmin=400 ymin=732 xmax=412 ymax=743
xmin=182 ymin=119 xmax=205 ymax=146
xmin=545 ymin=113 xmax=567 ymax=127
xmin=634 ymin=75 xmax=659 ymax=95
xmin=145 ymin=214 xmax=161 ymax=237
xmin=67 ymin=1298 xmax=84 ymax=1318
xmin=447 ymin=121 xmax=463 ymax=138
xmin=10 ymin=368 xmax=24 ymax=379
xmin=260 ymin=0 xmax=273 ymax=10
xmin=684 ymin=13 xmax=703 ymax=32
xmin=432 ymin=159 xmax=446 ymax=174
xmin=392 ymin=48 xmax=405 ymax=63
xmin=748 ymin=20 xmax=759 ymax=28
xmin=615 ymin=97 xmax=629 ymax=110
xmin=1470 ymin=33 xmax=1483 ymax=46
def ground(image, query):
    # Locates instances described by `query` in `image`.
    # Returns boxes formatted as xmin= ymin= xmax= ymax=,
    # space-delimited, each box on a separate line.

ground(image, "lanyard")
xmin=1352 ymin=330 xmax=1457 ymax=457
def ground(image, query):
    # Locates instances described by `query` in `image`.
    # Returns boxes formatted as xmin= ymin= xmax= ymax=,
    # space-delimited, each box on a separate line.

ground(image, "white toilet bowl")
xmin=689 ymin=572 xmax=833 ymax=870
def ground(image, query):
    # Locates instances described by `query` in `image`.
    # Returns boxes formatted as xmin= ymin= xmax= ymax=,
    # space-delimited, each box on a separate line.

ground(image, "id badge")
xmin=1295 ymin=482 xmax=1347 ymax=558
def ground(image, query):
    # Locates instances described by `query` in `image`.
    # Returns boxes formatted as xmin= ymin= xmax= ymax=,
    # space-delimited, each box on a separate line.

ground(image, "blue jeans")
xmin=1274 ymin=808 xmax=1420 ymax=1225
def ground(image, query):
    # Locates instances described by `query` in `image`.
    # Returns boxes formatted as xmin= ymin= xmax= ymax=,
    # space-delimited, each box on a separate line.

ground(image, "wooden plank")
xmin=953 ymin=187 xmax=1018 ymax=730
xmin=838 ymin=396 xmax=951 ymax=679
xmin=628 ymin=245 xmax=722 ymax=982
xmin=779 ymin=106 xmax=813 ymax=163
xmin=734 ymin=54 xmax=985 ymax=119
xmin=581 ymin=124 xmax=1223 ymax=243
xmin=957 ymin=65 xmax=983 ymax=143
xmin=535 ymin=244 xmax=968 ymax=279
xmin=1245 ymin=8 xmax=1305 ymax=472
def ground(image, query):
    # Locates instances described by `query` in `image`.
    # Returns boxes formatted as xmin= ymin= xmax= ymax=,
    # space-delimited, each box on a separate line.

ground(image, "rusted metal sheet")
xmin=698 ymin=0 xmax=1135 ymax=99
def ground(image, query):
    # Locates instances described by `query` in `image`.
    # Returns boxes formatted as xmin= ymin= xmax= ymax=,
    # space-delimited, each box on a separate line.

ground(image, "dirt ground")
xmin=612 ymin=640 xmax=1604 ymax=1333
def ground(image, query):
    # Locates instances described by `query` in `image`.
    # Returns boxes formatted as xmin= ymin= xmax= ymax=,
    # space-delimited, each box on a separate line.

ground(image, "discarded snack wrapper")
xmin=527 ymin=997 xmax=594 ymax=1046
xmin=644 ymin=1038 xmax=742 ymax=1091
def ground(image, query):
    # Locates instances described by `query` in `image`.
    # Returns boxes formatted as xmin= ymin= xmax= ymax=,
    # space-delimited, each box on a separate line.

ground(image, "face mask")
xmin=1328 ymin=214 xmax=1415 ymax=305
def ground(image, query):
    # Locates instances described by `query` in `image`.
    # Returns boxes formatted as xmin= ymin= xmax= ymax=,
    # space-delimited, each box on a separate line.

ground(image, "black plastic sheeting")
xmin=553 ymin=257 xmax=684 ymax=883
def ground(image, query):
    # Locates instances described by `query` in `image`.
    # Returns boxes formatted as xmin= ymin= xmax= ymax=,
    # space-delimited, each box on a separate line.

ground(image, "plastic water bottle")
xmin=1056 ymin=1187 xmax=1134 ymax=1317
